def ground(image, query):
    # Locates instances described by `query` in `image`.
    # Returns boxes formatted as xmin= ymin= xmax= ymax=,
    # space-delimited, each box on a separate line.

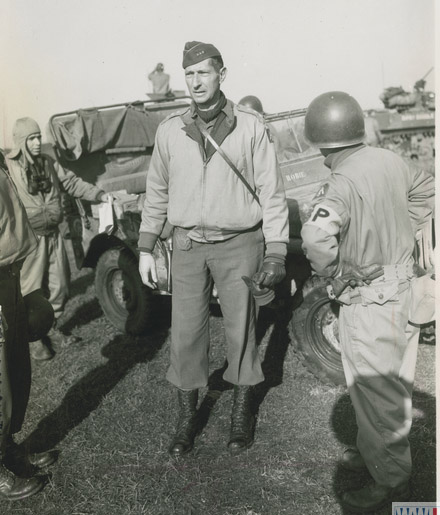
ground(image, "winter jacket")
xmin=0 ymin=157 xmax=37 ymax=267
xmin=7 ymin=154 xmax=104 ymax=236
xmin=301 ymin=145 xmax=435 ymax=277
xmin=138 ymin=99 xmax=289 ymax=252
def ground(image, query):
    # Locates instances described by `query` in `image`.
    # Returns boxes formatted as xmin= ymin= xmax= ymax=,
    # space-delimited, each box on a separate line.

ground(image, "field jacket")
xmin=7 ymin=153 xmax=104 ymax=236
xmin=0 ymin=159 xmax=37 ymax=267
xmin=138 ymin=100 xmax=289 ymax=253
xmin=301 ymin=145 xmax=435 ymax=278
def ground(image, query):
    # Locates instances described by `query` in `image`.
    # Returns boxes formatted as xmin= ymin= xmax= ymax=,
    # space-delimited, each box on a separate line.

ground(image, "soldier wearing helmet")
xmin=301 ymin=91 xmax=434 ymax=512
xmin=238 ymin=95 xmax=264 ymax=114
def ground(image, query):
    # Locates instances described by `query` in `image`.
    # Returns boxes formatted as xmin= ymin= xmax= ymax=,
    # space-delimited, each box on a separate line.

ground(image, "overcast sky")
xmin=0 ymin=0 xmax=435 ymax=148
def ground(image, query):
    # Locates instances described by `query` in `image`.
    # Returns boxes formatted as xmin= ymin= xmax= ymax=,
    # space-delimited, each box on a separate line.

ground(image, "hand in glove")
xmin=328 ymin=263 xmax=384 ymax=298
xmin=252 ymin=254 xmax=286 ymax=288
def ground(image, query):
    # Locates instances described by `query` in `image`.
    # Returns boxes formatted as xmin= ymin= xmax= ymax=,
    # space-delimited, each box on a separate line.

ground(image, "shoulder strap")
xmin=198 ymin=125 xmax=260 ymax=206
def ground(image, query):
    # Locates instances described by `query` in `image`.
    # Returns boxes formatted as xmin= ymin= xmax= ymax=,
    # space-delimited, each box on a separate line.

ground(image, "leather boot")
xmin=29 ymin=339 xmax=53 ymax=361
xmin=341 ymin=481 xmax=410 ymax=513
xmin=0 ymin=462 xmax=44 ymax=500
xmin=227 ymin=385 xmax=255 ymax=455
xmin=168 ymin=389 xmax=198 ymax=457
xmin=4 ymin=437 xmax=57 ymax=475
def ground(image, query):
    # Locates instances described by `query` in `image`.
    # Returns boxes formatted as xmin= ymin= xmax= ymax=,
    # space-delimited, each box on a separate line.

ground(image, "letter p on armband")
xmin=307 ymin=204 xmax=342 ymax=235
xmin=312 ymin=207 xmax=330 ymax=222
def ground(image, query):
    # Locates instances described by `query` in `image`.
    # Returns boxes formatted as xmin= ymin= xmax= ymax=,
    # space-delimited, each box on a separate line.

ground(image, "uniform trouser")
xmin=167 ymin=228 xmax=265 ymax=390
xmin=20 ymin=231 xmax=70 ymax=319
xmin=0 ymin=263 xmax=31 ymax=451
xmin=339 ymin=287 xmax=420 ymax=488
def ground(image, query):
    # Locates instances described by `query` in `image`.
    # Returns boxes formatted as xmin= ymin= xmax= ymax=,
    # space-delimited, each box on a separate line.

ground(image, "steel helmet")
xmin=23 ymin=290 xmax=54 ymax=342
xmin=238 ymin=95 xmax=264 ymax=114
xmin=304 ymin=91 xmax=365 ymax=148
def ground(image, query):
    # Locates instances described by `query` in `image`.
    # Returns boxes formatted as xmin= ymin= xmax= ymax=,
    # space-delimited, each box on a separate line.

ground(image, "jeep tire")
xmin=291 ymin=276 xmax=346 ymax=385
xmin=95 ymin=247 xmax=152 ymax=334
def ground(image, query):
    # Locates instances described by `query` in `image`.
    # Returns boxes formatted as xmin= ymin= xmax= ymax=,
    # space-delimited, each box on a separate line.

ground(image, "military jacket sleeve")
xmin=54 ymin=159 xmax=104 ymax=201
xmin=250 ymin=114 xmax=289 ymax=254
xmin=406 ymin=163 xmax=435 ymax=232
xmin=300 ymin=176 xmax=350 ymax=277
xmin=138 ymin=122 xmax=170 ymax=250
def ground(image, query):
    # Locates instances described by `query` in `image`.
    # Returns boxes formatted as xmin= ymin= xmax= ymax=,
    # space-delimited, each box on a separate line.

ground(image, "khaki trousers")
xmin=20 ymin=232 xmax=70 ymax=319
xmin=339 ymin=285 xmax=420 ymax=487
xmin=167 ymin=228 xmax=265 ymax=390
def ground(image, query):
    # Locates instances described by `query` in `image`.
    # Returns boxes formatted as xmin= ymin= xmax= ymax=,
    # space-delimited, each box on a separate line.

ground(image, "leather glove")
xmin=252 ymin=254 xmax=286 ymax=288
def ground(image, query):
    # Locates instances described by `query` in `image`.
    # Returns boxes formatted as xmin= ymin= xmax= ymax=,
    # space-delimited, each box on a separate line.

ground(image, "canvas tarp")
xmin=50 ymin=103 xmax=171 ymax=161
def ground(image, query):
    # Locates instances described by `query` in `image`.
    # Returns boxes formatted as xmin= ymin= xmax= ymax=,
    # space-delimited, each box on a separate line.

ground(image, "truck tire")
xmin=291 ymin=277 xmax=346 ymax=385
xmin=95 ymin=247 xmax=152 ymax=334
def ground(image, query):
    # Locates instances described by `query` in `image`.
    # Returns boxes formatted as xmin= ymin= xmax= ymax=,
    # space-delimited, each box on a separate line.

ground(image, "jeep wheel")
xmin=291 ymin=277 xmax=345 ymax=385
xmin=95 ymin=247 xmax=152 ymax=334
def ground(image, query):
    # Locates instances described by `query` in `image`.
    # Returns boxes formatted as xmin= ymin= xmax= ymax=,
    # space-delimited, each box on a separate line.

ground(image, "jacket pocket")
xmin=358 ymin=281 xmax=400 ymax=306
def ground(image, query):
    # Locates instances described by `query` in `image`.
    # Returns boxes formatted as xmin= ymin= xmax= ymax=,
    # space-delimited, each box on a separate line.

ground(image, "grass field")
xmin=3 ymin=250 xmax=436 ymax=515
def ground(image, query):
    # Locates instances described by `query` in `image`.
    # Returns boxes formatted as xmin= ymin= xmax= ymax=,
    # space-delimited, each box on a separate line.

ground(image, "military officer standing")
xmin=139 ymin=41 xmax=289 ymax=457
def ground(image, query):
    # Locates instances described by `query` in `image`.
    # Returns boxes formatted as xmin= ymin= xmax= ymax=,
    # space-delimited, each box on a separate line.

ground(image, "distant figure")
xmin=238 ymin=95 xmax=264 ymax=114
xmin=148 ymin=63 xmax=171 ymax=95
xmin=364 ymin=110 xmax=383 ymax=147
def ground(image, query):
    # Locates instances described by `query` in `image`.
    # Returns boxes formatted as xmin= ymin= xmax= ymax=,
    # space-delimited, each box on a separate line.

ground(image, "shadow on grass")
xmin=253 ymin=303 xmax=292 ymax=412
xmin=331 ymin=389 xmax=436 ymax=513
xmin=22 ymin=316 xmax=170 ymax=455
xmin=58 ymin=297 xmax=104 ymax=334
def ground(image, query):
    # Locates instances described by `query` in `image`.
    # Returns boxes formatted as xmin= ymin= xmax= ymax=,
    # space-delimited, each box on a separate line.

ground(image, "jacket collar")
xmin=324 ymin=144 xmax=366 ymax=170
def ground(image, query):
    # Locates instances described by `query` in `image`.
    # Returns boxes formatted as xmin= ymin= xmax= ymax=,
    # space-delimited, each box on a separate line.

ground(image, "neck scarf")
xmin=195 ymin=91 xmax=227 ymax=123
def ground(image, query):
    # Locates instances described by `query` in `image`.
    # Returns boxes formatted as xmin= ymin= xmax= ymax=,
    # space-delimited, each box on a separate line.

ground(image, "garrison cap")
xmin=182 ymin=41 xmax=223 ymax=69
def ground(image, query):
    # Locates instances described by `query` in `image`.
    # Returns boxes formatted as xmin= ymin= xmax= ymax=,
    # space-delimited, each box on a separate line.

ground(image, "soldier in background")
xmin=0 ymin=150 xmax=56 ymax=500
xmin=6 ymin=118 xmax=108 ymax=361
xmin=148 ymin=62 xmax=171 ymax=95
xmin=301 ymin=91 xmax=434 ymax=512
xmin=238 ymin=95 xmax=264 ymax=114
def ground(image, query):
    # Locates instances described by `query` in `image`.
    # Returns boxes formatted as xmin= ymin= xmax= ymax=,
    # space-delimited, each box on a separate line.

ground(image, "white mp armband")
xmin=306 ymin=204 xmax=342 ymax=236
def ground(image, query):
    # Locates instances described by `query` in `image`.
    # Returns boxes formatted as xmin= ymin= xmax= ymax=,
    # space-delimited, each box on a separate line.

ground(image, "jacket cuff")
xmin=96 ymin=190 xmax=106 ymax=201
xmin=265 ymin=242 xmax=287 ymax=257
xmin=137 ymin=232 xmax=159 ymax=253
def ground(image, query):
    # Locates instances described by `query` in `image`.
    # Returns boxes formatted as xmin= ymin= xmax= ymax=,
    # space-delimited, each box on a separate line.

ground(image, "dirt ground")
xmin=4 ymin=245 xmax=436 ymax=515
